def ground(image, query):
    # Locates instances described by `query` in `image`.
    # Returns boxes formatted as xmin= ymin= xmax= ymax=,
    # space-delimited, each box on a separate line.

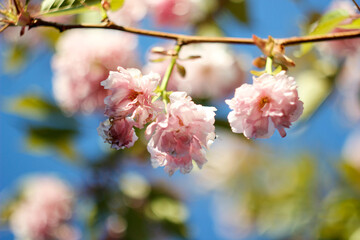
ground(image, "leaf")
xmin=40 ymin=0 xmax=102 ymax=16
xmin=149 ymin=57 xmax=168 ymax=63
xmin=176 ymin=63 xmax=186 ymax=78
xmin=224 ymin=0 xmax=248 ymax=24
xmin=109 ymin=0 xmax=124 ymax=11
xmin=6 ymin=95 xmax=59 ymax=121
xmin=26 ymin=126 xmax=79 ymax=160
xmin=272 ymin=65 xmax=283 ymax=75
xmin=4 ymin=94 xmax=78 ymax=129
xmin=3 ymin=43 xmax=29 ymax=73
xmin=250 ymin=70 xmax=265 ymax=76
xmin=339 ymin=17 xmax=360 ymax=29
xmin=180 ymin=55 xmax=201 ymax=61
xmin=296 ymin=70 xmax=333 ymax=122
xmin=299 ymin=9 xmax=350 ymax=55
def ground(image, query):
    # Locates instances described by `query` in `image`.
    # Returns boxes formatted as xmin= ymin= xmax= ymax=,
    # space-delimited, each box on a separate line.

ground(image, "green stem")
xmin=265 ymin=57 xmax=273 ymax=74
xmin=159 ymin=44 xmax=182 ymax=91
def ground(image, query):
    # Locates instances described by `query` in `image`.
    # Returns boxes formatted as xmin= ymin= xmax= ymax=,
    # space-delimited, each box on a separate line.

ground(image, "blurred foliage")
xmin=223 ymin=0 xmax=248 ymax=24
xmin=3 ymin=43 xmax=29 ymax=73
xmin=4 ymin=94 xmax=79 ymax=160
xmin=40 ymin=0 xmax=124 ymax=16
xmin=299 ymin=9 xmax=350 ymax=55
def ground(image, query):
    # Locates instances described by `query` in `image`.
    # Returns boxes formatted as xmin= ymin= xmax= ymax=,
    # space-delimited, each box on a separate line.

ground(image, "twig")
xmin=24 ymin=18 xmax=360 ymax=46
xmin=352 ymin=0 xmax=360 ymax=12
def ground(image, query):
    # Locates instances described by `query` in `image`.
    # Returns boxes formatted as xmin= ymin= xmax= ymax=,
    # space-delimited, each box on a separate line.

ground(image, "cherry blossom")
xmin=52 ymin=29 xmax=139 ymax=114
xmin=101 ymin=67 xmax=163 ymax=128
xmin=146 ymin=92 xmax=216 ymax=175
xmin=107 ymin=0 xmax=148 ymax=26
xmin=9 ymin=176 xmax=78 ymax=240
xmin=146 ymin=0 xmax=204 ymax=27
xmin=226 ymin=71 xmax=303 ymax=139
xmin=98 ymin=117 xmax=138 ymax=150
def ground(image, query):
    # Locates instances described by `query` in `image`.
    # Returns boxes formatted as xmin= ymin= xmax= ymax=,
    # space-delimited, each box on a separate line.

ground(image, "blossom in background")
xmin=319 ymin=0 xmax=360 ymax=57
xmin=52 ymin=29 xmax=139 ymax=114
xmin=194 ymin=129 xmax=253 ymax=191
xmin=143 ymin=44 xmax=245 ymax=99
xmin=107 ymin=0 xmax=148 ymax=26
xmin=226 ymin=71 xmax=303 ymax=139
xmin=146 ymin=0 xmax=203 ymax=27
xmin=342 ymin=130 xmax=360 ymax=170
xmin=146 ymin=92 xmax=216 ymax=175
xmin=9 ymin=176 xmax=78 ymax=240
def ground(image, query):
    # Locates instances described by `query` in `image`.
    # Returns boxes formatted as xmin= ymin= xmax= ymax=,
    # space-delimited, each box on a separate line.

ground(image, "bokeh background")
xmin=2 ymin=0 xmax=360 ymax=239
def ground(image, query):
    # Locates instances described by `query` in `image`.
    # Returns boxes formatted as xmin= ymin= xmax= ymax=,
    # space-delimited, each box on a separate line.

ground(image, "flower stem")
xmin=265 ymin=57 xmax=273 ymax=74
xmin=159 ymin=44 xmax=182 ymax=92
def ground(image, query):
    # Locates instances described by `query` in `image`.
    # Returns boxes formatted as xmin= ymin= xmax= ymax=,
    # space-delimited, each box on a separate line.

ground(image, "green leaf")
xmin=40 ymin=0 xmax=102 ymax=16
xmin=224 ymin=0 xmax=248 ymax=24
xmin=272 ymin=65 xmax=283 ymax=75
xmin=149 ymin=57 xmax=168 ymax=63
xmin=4 ymin=94 xmax=78 ymax=129
xmin=339 ymin=17 xmax=360 ymax=29
xmin=3 ymin=44 xmax=29 ymax=73
xmin=176 ymin=63 xmax=186 ymax=78
xmin=296 ymin=70 xmax=333 ymax=122
xmin=300 ymin=9 xmax=350 ymax=55
xmin=109 ymin=0 xmax=124 ymax=11
xmin=250 ymin=70 xmax=265 ymax=76
xmin=5 ymin=95 xmax=59 ymax=121
xmin=26 ymin=126 xmax=79 ymax=160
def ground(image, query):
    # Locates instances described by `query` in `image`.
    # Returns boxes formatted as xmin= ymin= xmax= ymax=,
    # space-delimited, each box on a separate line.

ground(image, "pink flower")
xmin=107 ymin=0 xmax=148 ymax=26
xmin=143 ymin=44 xmax=245 ymax=99
xmin=102 ymin=67 xmax=163 ymax=128
xmin=226 ymin=71 xmax=303 ymax=139
xmin=147 ymin=0 xmax=203 ymax=27
xmin=9 ymin=176 xmax=78 ymax=240
xmin=52 ymin=29 xmax=139 ymax=114
xmin=97 ymin=117 xmax=138 ymax=150
xmin=146 ymin=92 xmax=216 ymax=175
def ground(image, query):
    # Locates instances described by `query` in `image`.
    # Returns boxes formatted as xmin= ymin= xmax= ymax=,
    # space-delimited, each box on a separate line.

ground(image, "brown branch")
xmin=278 ymin=30 xmax=360 ymax=46
xmin=352 ymin=0 xmax=360 ymax=12
xmin=27 ymin=18 xmax=360 ymax=47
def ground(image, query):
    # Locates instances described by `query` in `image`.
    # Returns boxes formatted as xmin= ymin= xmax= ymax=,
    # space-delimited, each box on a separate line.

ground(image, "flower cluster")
xmin=98 ymin=61 xmax=304 ymax=173
xmin=226 ymin=71 xmax=303 ymax=139
xmin=98 ymin=67 xmax=162 ymax=149
xmin=98 ymin=67 xmax=217 ymax=175
xmin=146 ymin=92 xmax=216 ymax=175
xmin=9 ymin=176 xmax=78 ymax=240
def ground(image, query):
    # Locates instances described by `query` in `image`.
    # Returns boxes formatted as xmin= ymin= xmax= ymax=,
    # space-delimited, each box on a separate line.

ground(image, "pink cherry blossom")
xmin=9 ymin=176 xmax=78 ymax=240
xmin=146 ymin=0 xmax=203 ymax=27
xmin=102 ymin=67 xmax=163 ymax=128
xmin=107 ymin=0 xmax=148 ymax=26
xmin=146 ymin=92 xmax=216 ymax=175
xmin=52 ymin=29 xmax=139 ymax=114
xmin=97 ymin=117 xmax=138 ymax=150
xmin=143 ymin=44 xmax=245 ymax=99
xmin=226 ymin=71 xmax=303 ymax=139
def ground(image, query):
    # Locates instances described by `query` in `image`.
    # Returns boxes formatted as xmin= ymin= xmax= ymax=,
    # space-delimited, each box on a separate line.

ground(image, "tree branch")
xmin=27 ymin=18 xmax=360 ymax=47
xmin=352 ymin=0 xmax=360 ymax=12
